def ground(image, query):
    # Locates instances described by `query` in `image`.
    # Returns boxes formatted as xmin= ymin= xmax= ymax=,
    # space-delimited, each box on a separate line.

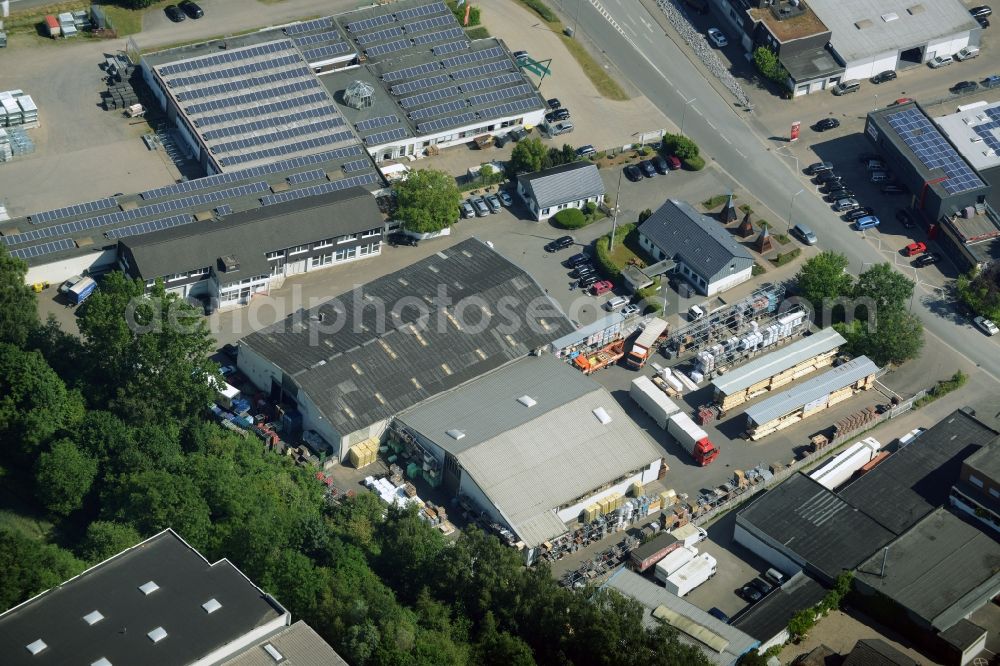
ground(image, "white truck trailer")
xmin=630 ymin=376 xmax=681 ymax=428
xmin=663 ymin=553 xmax=717 ymax=597
xmin=669 ymin=523 xmax=708 ymax=549
xmin=654 ymin=545 xmax=698 ymax=583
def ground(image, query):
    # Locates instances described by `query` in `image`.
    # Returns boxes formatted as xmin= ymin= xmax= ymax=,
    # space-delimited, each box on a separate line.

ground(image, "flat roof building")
xmin=219 ymin=620 xmax=349 ymax=666
xmin=730 ymin=572 xmax=828 ymax=653
xmin=394 ymin=355 xmax=663 ymax=554
xmin=237 ymin=238 xmax=575 ymax=462
xmin=937 ymin=100 xmax=1000 ymax=216
xmin=0 ymin=529 xmax=290 ymax=666
xmin=950 ymin=432 xmax=1000 ymax=533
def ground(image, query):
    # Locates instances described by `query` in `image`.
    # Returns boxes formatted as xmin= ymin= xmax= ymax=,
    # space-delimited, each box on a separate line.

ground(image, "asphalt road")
xmin=551 ymin=0 xmax=1000 ymax=380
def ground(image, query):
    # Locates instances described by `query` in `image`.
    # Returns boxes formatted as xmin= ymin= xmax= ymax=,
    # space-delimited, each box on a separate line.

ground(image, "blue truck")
xmin=67 ymin=276 xmax=97 ymax=305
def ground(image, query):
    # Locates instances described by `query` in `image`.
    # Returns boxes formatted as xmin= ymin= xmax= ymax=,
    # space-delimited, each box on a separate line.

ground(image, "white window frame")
xmin=361 ymin=228 xmax=381 ymax=238
xmin=288 ymin=245 xmax=308 ymax=255
xmin=265 ymin=250 xmax=284 ymax=260
xmin=337 ymin=233 xmax=359 ymax=244
xmin=313 ymin=239 xmax=334 ymax=250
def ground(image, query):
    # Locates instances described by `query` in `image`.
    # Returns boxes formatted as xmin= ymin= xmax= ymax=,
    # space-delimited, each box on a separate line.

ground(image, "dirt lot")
xmin=779 ymin=609 xmax=940 ymax=664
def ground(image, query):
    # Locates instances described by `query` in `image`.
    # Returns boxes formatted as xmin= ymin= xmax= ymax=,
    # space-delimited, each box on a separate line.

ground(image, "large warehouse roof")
xmin=839 ymin=408 xmax=996 ymax=535
xmin=398 ymin=356 xmax=662 ymax=547
xmin=712 ymin=328 xmax=845 ymax=397
xmin=241 ymin=238 xmax=575 ymax=436
xmin=0 ymin=529 xmax=287 ymax=666
xmin=809 ymin=0 xmax=978 ymax=64
xmin=605 ymin=568 xmax=759 ymax=665
xmin=220 ymin=621 xmax=349 ymax=666
xmin=854 ymin=507 xmax=1000 ymax=631
xmin=737 ymin=472 xmax=895 ymax=581
xmin=744 ymin=356 xmax=879 ymax=427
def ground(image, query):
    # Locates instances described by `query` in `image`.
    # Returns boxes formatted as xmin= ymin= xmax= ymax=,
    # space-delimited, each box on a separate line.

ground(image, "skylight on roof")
xmin=83 ymin=610 xmax=105 ymax=626
xmin=138 ymin=581 xmax=159 ymax=595
xmin=593 ymin=407 xmax=612 ymax=425
xmin=147 ymin=627 xmax=168 ymax=643
xmin=202 ymin=598 xmax=222 ymax=614
xmin=25 ymin=639 xmax=47 ymax=655
xmin=446 ymin=429 xmax=465 ymax=440
xmin=263 ymin=643 xmax=284 ymax=662
xmin=881 ymin=12 xmax=899 ymax=22
xmin=92 ymin=658 xmax=112 ymax=666
xmin=517 ymin=395 xmax=537 ymax=407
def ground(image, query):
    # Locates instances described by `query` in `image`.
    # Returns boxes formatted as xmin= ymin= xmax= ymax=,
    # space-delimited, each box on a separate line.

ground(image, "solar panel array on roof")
xmin=451 ymin=59 xmax=513 ymax=80
xmin=284 ymin=17 xmax=333 ymax=36
xmin=185 ymin=79 xmax=319 ymax=115
xmin=176 ymin=67 xmax=313 ymax=102
xmin=9 ymin=237 xmax=75 ymax=259
xmin=409 ymin=98 xmax=468 ymax=120
xmin=356 ymin=26 xmax=405 ymax=45
xmin=158 ymin=40 xmax=292 ymax=76
xmin=195 ymin=92 xmax=330 ymax=128
xmin=30 ymin=198 xmax=118 ymax=225
xmin=394 ymin=1 xmax=448 ymax=20
xmin=287 ymin=168 xmax=327 ymax=185
xmin=384 ymin=61 xmax=442 ymax=83
xmin=214 ymin=204 xmax=232 ymax=216
xmin=355 ymin=114 xmax=400 ymax=131
xmin=432 ymin=40 xmax=470 ymax=56
xmin=342 ymin=158 xmax=372 ymax=173
xmin=887 ymin=108 xmax=986 ymax=195
xmin=218 ymin=132 xmax=355 ymax=167
xmin=477 ymin=97 xmax=540 ymax=120
xmin=460 ymin=72 xmax=525 ymax=93
xmin=363 ymin=127 xmax=409 ymax=146
xmin=259 ymin=173 xmax=380 ymax=205
xmin=467 ymin=84 xmax=534 ymax=108
xmin=105 ymin=214 xmax=195 ymax=240
xmin=203 ymin=106 xmax=337 ymax=140
xmin=294 ymin=30 xmax=343 ymax=47
xmin=412 ymin=26 xmax=465 ymax=46
xmin=417 ymin=110 xmax=479 ymax=133
xmin=402 ymin=14 xmax=453 ymax=34
xmin=302 ymin=42 xmax=354 ymax=62
xmin=971 ymin=106 xmax=1000 ymax=156
xmin=399 ymin=85 xmax=462 ymax=109
xmin=390 ymin=72 xmax=450 ymax=95
xmin=210 ymin=118 xmax=345 ymax=155
xmin=166 ymin=54 xmax=303 ymax=88
xmin=441 ymin=46 xmax=506 ymax=69
xmin=346 ymin=13 xmax=395 ymax=33
xmin=366 ymin=39 xmax=412 ymax=58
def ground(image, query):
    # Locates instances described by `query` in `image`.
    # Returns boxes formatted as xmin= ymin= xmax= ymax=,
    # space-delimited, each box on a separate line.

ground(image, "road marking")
xmin=720 ymin=134 xmax=731 ymax=144
xmin=706 ymin=119 xmax=717 ymax=130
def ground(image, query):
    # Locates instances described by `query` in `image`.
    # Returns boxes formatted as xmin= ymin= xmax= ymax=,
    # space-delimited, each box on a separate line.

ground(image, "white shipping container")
xmin=809 ymin=436 xmax=881 ymax=489
xmin=630 ymin=376 xmax=681 ymax=428
xmin=664 ymin=553 xmax=717 ymax=596
xmin=654 ymin=545 xmax=697 ymax=582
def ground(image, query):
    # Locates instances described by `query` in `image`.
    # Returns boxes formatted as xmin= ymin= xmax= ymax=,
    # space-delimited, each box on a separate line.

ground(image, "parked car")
xmin=620 ymin=303 xmax=641 ymax=318
xmin=974 ymin=315 xmax=999 ymax=336
xmin=706 ymin=27 xmax=728 ymax=47
xmin=857 ymin=153 xmax=881 ymax=164
xmin=832 ymin=80 xmax=861 ymax=96
xmin=652 ymin=155 xmax=669 ymax=174
xmin=179 ymin=0 xmax=203 ymax=18
xmin=578 ymin=274 xmax=600 ymax=289
xmin=824 ymin=188 xmax=854 ymax=202
xmin=891 ymin=97 xmax=914 ymax=106
xmin=807 ymin=161 xmax=834 ymax=175
xmin=512 ymin=50 xmax=529 ymax=62
xmin=929 ymin=55 xmax=954 ymax=68
xmin=572 ymin=265 xmax=596 ymax=279
xmin=624 ymin=164 xmax=643 ymax=182
xmin=833 ymin=198 xmax=859 ymax=212
xmin=896 ymin=209 xmax=916 ymax=228
xmin=566 ymin=252 xmax=590 ymax=267
xmin=545 ymin=235 xmax=575 ymax=252
xmin=881 ymin=184 xmax=907 ymax=195
xmin=545 ymin=108 xmax=571 ymax=123
xmin=387 ymin=232 xmax=418 ymax=247
xmin=639 ymin=160 xmax=657 ymax=178
xmin=164 ymin=4 xmax=186 ymax=21
xmin=820 ymin=180 xmax=847 ymax=193
xmin=791 ymin=223 xmax=818 ymax=245
xmin=870 ymin=70 xmax=897 ymax=84
xmin=845 ymin=207 xmax=875 ymax=221
xmin=472 ymin=198 xmax=490 ymax=217
xmin=740 ymin=584 xmax=763 ymax=603
xmin=547 ymin=97 xmax=561 ymax=110
xmin=764 ymin=568 xmax=786 ymax=587
xmin=498 ymin=191 xmax=513 ymax=207
xmin=550 ymin=121 xmax=574 ymax=136
xmin=952 ymin=80 xmax=979 ymax=94
xmin=605 ymin=296 xmax=629 ymax=312
xmin=813 ymin=118 xmax=840 ymax=132
xmin=750 ymin=577 xmax=774 ymax=596
xmin=855 ymin=215 xmax=881 ymax=230
xmin=576 ymin=144 xmax=596 ymax=157
xmin=970 ymin=5 xmax=992 ymax=18
xmin=955 ymin=46 xmax=980 ymax=61
xmin=903 ymin=241 xmax=927 ymax=256
xmin=914 ymin=252 xmax=941 ymax=267
xmin=983 ymin=75 xmax=1000 ymax=89
xmin=460 ymin=200 xmax=475 ymax=218
xmin=708 ymin=607 xmax=730 ymax=623
xmin=815 ymin=170 xmax=841 ymax=184
xmin=977 ymin=16 xmax=990 ymax=28
xmin=865 ymin=159 xmax=887 ymax=171
xmin=665 ymin=154 xmax=682 ymax=170
xmin=484 ymin=194 xmax=502 ymax=213
xmin=870 ymin=170 xmax=892 ymax=183
xmin=590 ymin=280 xmax=613 ymax=295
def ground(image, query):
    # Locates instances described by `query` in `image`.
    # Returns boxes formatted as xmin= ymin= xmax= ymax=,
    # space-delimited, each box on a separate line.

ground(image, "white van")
xmin=687 ymin=304 xmax=706 ymax=321
xmin=605 ymin=296 xmax=629 ymax=311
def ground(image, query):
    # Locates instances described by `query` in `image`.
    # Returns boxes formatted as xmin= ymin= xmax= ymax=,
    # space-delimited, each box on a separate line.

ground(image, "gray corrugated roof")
xmin=518 ymin=162 xmax=606 ymax=210
xmin=854 ymin=507 xmax=1000 ymax=631
xmin=121 ymin=187 xmax=382 ymax=280
xmin=712 ymin=328 xmax=846 ymax=397
xmin=744 ymin=356 xmax=879 ymax=427
xmin=220 ymin=621 xmax=349 ymax=666
xmin=809 ymin=0 xmax=978 ymax=65
xmin=241 ymin=238 xmax=575 ymax=436
xmin=962 ymin=433 xmax=1000 ymax=483
xmin=396 ymin=355 xmax=597 ymax=455
xmin=737 ymin=473 xmax=895 ymax=582
xmin=604 ymin=568 xmax=759 ymax=666
xmin=840 ymin=409 xmax=996 ymax=535
xmin=730 ymin=572 xmax=828 ymax=644
xmin=637 ymin=200 xmax=753 ymax=283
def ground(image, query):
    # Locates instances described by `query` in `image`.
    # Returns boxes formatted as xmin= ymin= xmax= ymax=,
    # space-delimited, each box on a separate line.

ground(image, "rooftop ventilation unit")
xmin=907 ymin=4 xmax=925 ymax=15
xmin=855 ymin=19 xmax=873 ymax=29
xmin=344 ymin=80 xmax=375 ymax=109
xmin=446 ymin=429 xmax=465 ymax=440
xmin=83 ymin=610 xmax=105 ymax=626
xmin=92 ymin=659 xmax=112 ymax=666
xmin=202 ymin=598 xmax=222 ymax=614
xmin=219 ymin=255 xmax=240 ymax=273
xmin=593 ymin=407 xmax=612 ymax=425
xmin=881 ymin=12 xmax=899 ymax=22
xmin=147 ymin=627 xmax=168 ymax=643
xmin=25 ymin=639 xmax=47 ymax=655
xmin=138 ymin=581 xmax=159 ymax=595
xmin=517 ymin=395 xmax=537 ymax=407
xmin=263 ymin=643 xmax=284 ymax=662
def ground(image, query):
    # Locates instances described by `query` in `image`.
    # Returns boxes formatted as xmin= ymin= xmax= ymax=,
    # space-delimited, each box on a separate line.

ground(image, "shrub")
xmin=773 ymin=248 xmax=802 ymax=266
xmin=637 ymin=146 xmax=651 ymax=157
xmin=447 ymin=0 xmax=481 ymax=25
xmin=683 ymin=155 xmax=706 ymax=171
xmin=752 ymin=263 xmax=767 ymax=276
xmin=738 ymin=204 xmax=754 ymax=214
xmin=584 ymin=201 xmax=598 ymax=216
xmin=464 ymin=26 xmax=490 ymax=39
xmin=518 ymin=0 xmax=558 ymax=22
xmin=638 ymin=208 xmax=653 ymax=223
xmin=753 ymin=46 xmax=789 ymax=84
xmin=553 ymin=208 xmax=588 ymax=229
xmin=701 ymin=195 xmax=728 ymax=209
xmin=662 ymin=133 xmax=699 ymax=159
xmin=594 ymin=223 xmax=636 ymax=280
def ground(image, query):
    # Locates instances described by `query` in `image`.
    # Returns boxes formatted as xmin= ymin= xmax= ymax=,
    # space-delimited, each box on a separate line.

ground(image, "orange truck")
xmin=626 ymin=317 xmax=669 ymax=369
xmin=573 ymin=340 xmax=625 ymax=374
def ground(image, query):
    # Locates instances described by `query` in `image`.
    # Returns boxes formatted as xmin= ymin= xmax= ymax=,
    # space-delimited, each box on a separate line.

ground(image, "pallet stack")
xmin=101 ymin=54 xmax=139 ymax=111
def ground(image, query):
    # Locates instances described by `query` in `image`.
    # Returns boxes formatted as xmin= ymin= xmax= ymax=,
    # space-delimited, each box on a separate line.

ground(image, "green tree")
xmin=638 ymin=208 xmax=653 ymax=223
xmin=854 ymin=262 xmax=914 ymax=312
xmin=0 ymin=528 xmax=84 ymax=611
xmin=472 ymin=612 xmax=536 ymax=666
xmin=508 ymin=138 xmax=548 ymax=175
xmin=561 ymin=143 xmax=578 ymax=164
xmin=35 ymin=439 xmax=98 ymax=517
xmin=787 ymin=608 xmax=816 ymax=641
xmin=795 ymin=251 xmax=853 ymax=314
xmin=662 ymin=133 xmax=699 ymax=160
xmin=753 ymin=46 xmax=788 ymax=84
xmin=0 ymin=343 xmax=84 ymax=461
xmin=838 ymin=307 xmax=924 ymax=366
xmin=479 ymin=164 xmax=495 ymax=186
xmin=957 ymin=264 xmax=1000 ymax=321
xmin=0 ymin=245 xmax=38 ymax=348
xmin=79 ymin=521 xmax=143 ymax=563
xmin=394 ymin=169 xmax=462 ymax=234
xmin=78 ymin=272 xmax=217 ymax=425
xmin=103 ymin=470 xmax=212 ymax=547
xmin=553 ymin=208 xmax=588 ymax=229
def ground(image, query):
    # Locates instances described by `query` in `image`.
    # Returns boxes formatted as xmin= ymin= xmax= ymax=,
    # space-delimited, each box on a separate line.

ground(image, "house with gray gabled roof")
xmin=516 ymin=161 xmax=606 ymax=221
xmin=638 ymin=199 xmax=754 ymax=296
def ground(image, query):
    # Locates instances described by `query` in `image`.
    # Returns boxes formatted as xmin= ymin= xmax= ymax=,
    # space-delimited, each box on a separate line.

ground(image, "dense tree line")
xmin=0 ymin=247 xmax=708 ymax=665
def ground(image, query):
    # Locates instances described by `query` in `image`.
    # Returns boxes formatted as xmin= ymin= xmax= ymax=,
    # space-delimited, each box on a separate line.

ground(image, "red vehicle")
xmin=590 ymin=280 xmax=613 ymax=295
xmin=891 ymin=97 xmax=914 ymax=106
xmin=903 ymin=242 xmax=927 ymax=257
xmin=665 ymin=154 xmax=682 ymax=170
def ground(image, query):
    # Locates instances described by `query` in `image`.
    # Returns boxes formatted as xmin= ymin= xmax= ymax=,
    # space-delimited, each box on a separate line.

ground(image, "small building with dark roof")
xmin=841 ymin=639 xmax=921 ymax=666
xmin=237 ymin=238 xmax=575 ymax=462
xmin=118 ymin=188 xmax=384 ymax=308
xmin=0 ymin=529 xmax=290 ymax=666
xmin=637 ymin=199 xmax=754 ymax=296
xmin=938 ymin=619 xmax=988 ymax=666
xmin=730 ymin=572 xmax=828 ymax=652
xmin=950 ymin=431 xmax=1000 ymax=534
xmin=515 ymin=162 xmax=606 ymax=221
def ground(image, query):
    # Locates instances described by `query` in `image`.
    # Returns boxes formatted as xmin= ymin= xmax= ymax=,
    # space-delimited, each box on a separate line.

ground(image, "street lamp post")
xmin=681 ymin=96 xmax=696 ymax=134
xmin=873 ymin=93 xmax=878 ymax=112
xmin=609 ymin=169 xmax=624 ymax=248
xmin=786 ymin=188 xmax=804 ymax=233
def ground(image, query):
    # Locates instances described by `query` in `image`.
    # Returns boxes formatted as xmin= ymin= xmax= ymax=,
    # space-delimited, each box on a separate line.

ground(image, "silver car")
xmin=472 ymin=198 xmax=490 ymax=217
xmin=485 ymin=194 xmax=502 ymax=213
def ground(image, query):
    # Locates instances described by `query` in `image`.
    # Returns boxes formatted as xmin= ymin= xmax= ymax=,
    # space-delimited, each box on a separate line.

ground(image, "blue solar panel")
xmin=467 ymin=85 xmax=535 ymax=108
xmin=287 ymin=169 xmax=327 ymax=185
xmin=394 ymin=2 xmax=447 ymax=21
xmin=203 ymin=107 xmax=339 ymax=141
xmin=401 ymin=14 xmax=454 ymax=35
xmin=342 ymin=159 xmax=372 ymax=173
xmin=176 ymin=67 xmax=313 ymax=102
xmin=450 ymin=59 xmax=513 ymax=80
xmin=441 ymin=46 xmax=506 ymax=69
xmin=294 ymin=30 xmax=343 ymax=47
xmin=412 ymin=26 xmax=465 ymax=46
xmin=409 ymin=99 xmax=468 ymax=120
xmin=355 ymin=26 xmax=405 ymax=46
xmin=432 ymin=40 xmax=469 ymax=56
xmin=302 ymin=42 xmax=354 ymax=62
xmin=346 ymin=13 xmax=395 ymax=34
xmin=887 ymin=108 xmax=986 ymax=195
xmin=166 ymin=54 xmax=303 ymax=88
xmin=211 ymin=119 xmax=346 ymax=155
xmin=9 ymin=238 xmax=76 ymax=259
xmin=215 ymin=204 xmax=233 ymax=216
xmin=105 ymin=214 xmax=195 ymax=240
xmin=383 ymin=61 xmax=441 ymax=83
xmin=460 ymin=72 xmax=524 ymax=93
xmin=185 ymin=80 xmax=320 ymax=115
xmin=476 ymin=97 xmax=539 ymax=121
xmin=194 ymin=92 xmax=329 ymax=128
xmin=219 ymin=133 xmax=355 ymax=167
xmin=363 ymin=127 xmax=409 ymax=146
xmin=30 ymin=198 xmax=118 ymax=225
xmin=356 ymin=115 xmax=400 ymax=131
xmin=285 ymin=17 xmax=334 ymax=36
xmin=365 ymin=39 xmax=412 ymax=58
xmin=260 ymin=174 xmax=380 ymax=205
xmin=971 ymin=107 xmax=1000 ymax=157
xmin=158 ymin=41 xmax=293 ymax=76
xmin=399 ymin=86 xmax=462 ymax=109
xmin=416 ymin=111 xmax=479 ymax=134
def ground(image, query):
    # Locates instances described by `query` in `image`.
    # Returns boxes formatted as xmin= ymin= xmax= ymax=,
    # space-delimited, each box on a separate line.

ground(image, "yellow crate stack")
xmin=348 ymin=437 xmax=379 ymax=468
